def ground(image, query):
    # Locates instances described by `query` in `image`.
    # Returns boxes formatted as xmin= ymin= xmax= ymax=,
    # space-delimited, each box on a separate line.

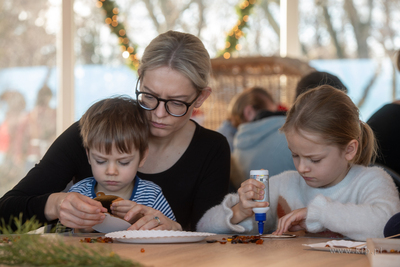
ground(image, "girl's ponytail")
xmin=353 ymin=121 xmax=377 ymax=166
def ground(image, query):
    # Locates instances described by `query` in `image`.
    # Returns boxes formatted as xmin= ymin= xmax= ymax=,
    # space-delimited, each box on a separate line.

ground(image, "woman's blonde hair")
xmin=138 ymin=30 xmax=211 ymax=92
xmin=228 ymin=87 xmax=274 ymax=128
xmin=281 ymin=85 xmax=377 ymax=166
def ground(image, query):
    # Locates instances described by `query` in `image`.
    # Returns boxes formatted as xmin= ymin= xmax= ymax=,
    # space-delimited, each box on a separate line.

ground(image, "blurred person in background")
xmin=217 ymin=87 xmax=282 ymax=152
xmin=376 ymin=50 xmax=400 ymax=238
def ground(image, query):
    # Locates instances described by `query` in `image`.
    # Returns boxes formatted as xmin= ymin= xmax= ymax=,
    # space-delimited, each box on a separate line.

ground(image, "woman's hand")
xmin=45 ymin=192 xmax=107 ymax=229
xmin=112 ymin=201 xmax=182 ymax=231
xmin=231 ymin=179 xmax=269 ymax=224
xmin=273 ymin=207 xmax=307 ymax=235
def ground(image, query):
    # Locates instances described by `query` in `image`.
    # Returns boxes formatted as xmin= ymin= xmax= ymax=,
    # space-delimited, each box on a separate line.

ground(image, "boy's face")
xmin=285 ymin=129 xmax=356 ymax=188
xmin=87 ymin=145 xmax=147 ymax=196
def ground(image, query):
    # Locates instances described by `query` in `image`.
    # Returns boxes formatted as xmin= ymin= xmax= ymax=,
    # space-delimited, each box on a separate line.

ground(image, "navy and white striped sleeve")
xmin=152 ymin=191 xmax=176 ymax=221
xmin=135 ymin=179 xmax=176 ymax=221
xmin=68 ymin=177 xmax=95 ymax=198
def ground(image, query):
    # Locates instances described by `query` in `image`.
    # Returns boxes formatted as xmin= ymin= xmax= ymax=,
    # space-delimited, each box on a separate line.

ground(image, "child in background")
xmin=217 ymin=86 xmax=282 ymax=152
xmin=67 ymin=96 xmax=175 ymax=232
xmin=197 ymin=85 xmax=400 ymax=241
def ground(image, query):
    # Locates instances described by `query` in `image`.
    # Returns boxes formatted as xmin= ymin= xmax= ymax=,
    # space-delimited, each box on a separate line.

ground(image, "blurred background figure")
xmin=0 ymin=90 xmax=29 ymax=191
xmin=379 ymin=51 xmax=400 ymax=238
xmin=230 ymin=71 xmax=348 ymax=190
xmin=217 ymin=86 xmax=282 ymax=152
xmin=25 ymin=84 xmax=57 ymax=171
xmin=367 ymin=51 xmax=400 ymax=192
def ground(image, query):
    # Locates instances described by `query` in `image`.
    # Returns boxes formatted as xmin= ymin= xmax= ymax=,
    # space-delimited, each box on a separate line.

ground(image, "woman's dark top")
xmin=367 ymin=103 xmax=400 ymax=175
xmin=0 ymin=120 xmax=230 ymax=231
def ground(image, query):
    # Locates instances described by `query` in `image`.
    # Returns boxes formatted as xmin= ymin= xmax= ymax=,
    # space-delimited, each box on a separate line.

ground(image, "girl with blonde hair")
xmin=198 ymin=85 xmax=400 ymax=240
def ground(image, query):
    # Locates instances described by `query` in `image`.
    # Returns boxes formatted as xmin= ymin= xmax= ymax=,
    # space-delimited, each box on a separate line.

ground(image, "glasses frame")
xmin=135 ymin=77 xmax=200 ymax=117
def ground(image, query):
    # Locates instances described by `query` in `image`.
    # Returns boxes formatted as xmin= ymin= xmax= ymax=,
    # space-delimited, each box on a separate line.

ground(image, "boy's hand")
xmin=273 ymin=207 xmax=307 ymax=235
xmin=231 ymin=179 xmax=269 ymax=224
xmin=110 ymin=200 xmax=143 ymax=223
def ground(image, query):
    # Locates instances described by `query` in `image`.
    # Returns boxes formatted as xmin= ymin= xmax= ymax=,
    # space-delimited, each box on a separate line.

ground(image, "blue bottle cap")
xmin=255 ymin=213 xmax=266 ymax=222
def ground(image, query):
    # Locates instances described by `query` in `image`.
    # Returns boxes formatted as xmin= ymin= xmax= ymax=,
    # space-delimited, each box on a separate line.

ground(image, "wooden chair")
xmin=196 ymin=56 xmax=315 ymax=131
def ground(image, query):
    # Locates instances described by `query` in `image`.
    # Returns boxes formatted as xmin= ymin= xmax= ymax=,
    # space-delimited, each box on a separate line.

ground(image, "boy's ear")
xmin=139 ymin=148 xmax=149 ymax=168
xmin=344 ymin=139 xmax=358 ymax=161
xmin=194 ymin=87 xmax=212 ymax=109
xmin=86 ymin=148 xmax=91 ymax=165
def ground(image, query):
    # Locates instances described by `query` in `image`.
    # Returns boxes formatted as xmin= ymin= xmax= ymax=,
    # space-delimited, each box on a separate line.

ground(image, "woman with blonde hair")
xmin=0 ymin=31 xmax=230 ymax=232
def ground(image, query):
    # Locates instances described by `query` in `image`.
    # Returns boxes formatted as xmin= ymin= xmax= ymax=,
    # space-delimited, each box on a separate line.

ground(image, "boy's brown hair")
xmin=79 ymin=96 xmax=149 ymax=160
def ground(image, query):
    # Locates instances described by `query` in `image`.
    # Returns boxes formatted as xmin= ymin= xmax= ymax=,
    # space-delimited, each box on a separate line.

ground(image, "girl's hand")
xmin=231 ymin=179 xmax=269 ymax=224
xmin=273 ymin=207 xmax=307 ymax=235
xmin=46 ymin=192 xmax=107 ymax=229
xmin=112 ymin=201 xmax=182 ymax=231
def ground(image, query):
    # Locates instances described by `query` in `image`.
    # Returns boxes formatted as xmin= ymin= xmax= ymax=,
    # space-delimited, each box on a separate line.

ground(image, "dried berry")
xmin=256 ymin=239 xmax=263 ymax=245
xmin=80 ymin=237 xmax=113 ymax=243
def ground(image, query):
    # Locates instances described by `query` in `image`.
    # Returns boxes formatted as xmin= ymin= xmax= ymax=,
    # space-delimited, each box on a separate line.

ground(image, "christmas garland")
xmin=218 ymin=0 xmax=257 ymax=59
xmin=96 ymin=0 xmax=139 ymax=71
xmin=96 ymin=0 xmax=257 ymax=68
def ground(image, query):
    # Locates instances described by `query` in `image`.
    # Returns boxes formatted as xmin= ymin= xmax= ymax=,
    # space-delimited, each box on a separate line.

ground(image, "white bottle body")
xmin=250 ymin=169 xmax=270 ymax=214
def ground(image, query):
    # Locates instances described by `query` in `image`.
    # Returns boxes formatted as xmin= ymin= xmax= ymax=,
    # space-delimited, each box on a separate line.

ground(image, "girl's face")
xmin=140 ymin=66 xmax=210 ymax=138
xmin=285 ymin=129 xmax=357 ymax=188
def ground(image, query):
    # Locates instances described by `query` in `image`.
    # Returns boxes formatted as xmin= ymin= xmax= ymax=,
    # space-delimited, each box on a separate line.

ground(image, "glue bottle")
xmin=250 ymin=169 xmax=270 ymax=235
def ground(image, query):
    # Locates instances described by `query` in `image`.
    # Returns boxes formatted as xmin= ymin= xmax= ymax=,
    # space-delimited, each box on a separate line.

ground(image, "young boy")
xmin=65 ymin=96 xmax=175 ymax=231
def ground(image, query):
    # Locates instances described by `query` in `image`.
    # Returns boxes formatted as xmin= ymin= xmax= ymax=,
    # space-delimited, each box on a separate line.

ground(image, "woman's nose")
xmin=154 ymin=101 xmax=168 ymax=117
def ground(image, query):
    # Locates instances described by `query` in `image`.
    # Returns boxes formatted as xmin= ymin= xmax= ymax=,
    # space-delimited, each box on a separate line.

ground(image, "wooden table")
xmin=61 ymin=233 xmax=369 ymax=267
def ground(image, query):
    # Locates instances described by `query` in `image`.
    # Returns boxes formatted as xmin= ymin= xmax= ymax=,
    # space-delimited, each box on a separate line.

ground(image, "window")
xmin=0 ymin=0 xmax=59 ymax=196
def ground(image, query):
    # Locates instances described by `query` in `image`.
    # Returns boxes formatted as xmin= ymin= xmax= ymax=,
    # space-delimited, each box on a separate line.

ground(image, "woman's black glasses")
xmin=135 ymin=78 xmax=200 ymax=117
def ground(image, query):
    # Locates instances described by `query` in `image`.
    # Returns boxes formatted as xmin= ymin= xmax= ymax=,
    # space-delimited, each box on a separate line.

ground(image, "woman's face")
xmin=139 ymin=66 xmax=208 ymax=138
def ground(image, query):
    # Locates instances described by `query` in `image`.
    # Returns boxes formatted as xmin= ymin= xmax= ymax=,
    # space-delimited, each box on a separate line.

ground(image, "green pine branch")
xmin=0 ymin=215 xmax=142 ymax=267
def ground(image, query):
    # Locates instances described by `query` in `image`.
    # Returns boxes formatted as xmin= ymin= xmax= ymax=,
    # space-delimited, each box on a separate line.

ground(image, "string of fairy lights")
xmin=96 ymin=0 xmax=139 ymax=70
xmin=96 ymin=0 xmax=256 ymax=69
xmin=219 ymin=0 xmax=256 ymax=59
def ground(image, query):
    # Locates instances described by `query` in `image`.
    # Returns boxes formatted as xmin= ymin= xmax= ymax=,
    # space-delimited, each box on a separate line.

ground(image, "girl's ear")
xmin=344 ymin=139 xmax=358 ymax=161
xmin=139 ymin=148 xmax=149 ymax=168
xmin=194 ymin=87 xmax=212 ymax=108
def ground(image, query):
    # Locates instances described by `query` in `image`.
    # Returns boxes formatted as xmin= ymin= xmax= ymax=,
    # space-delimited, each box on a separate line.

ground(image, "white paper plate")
xmin=92 ymin=213 xmax=131 ymax=233
xmin=105 ymin=230 xmax=217 ymax=244
xmin=303 ymin=240 xmax=366 ymax=253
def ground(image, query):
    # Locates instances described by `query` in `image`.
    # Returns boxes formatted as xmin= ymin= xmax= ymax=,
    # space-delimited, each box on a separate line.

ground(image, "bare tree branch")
xmin=343 ymin=0 xmax=371 ymax=58
xmin=357 ymin=63 xmax=381 ymax=108
xmin=195 ymin=0 xmax=205 ymax=37
xmin=318 ymin=1 xmax=345 ymax=58
xmin=142 ymin=0 xmax=161 ymax=32
xmin=259 ymin=0 xmax=280 ymax=38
